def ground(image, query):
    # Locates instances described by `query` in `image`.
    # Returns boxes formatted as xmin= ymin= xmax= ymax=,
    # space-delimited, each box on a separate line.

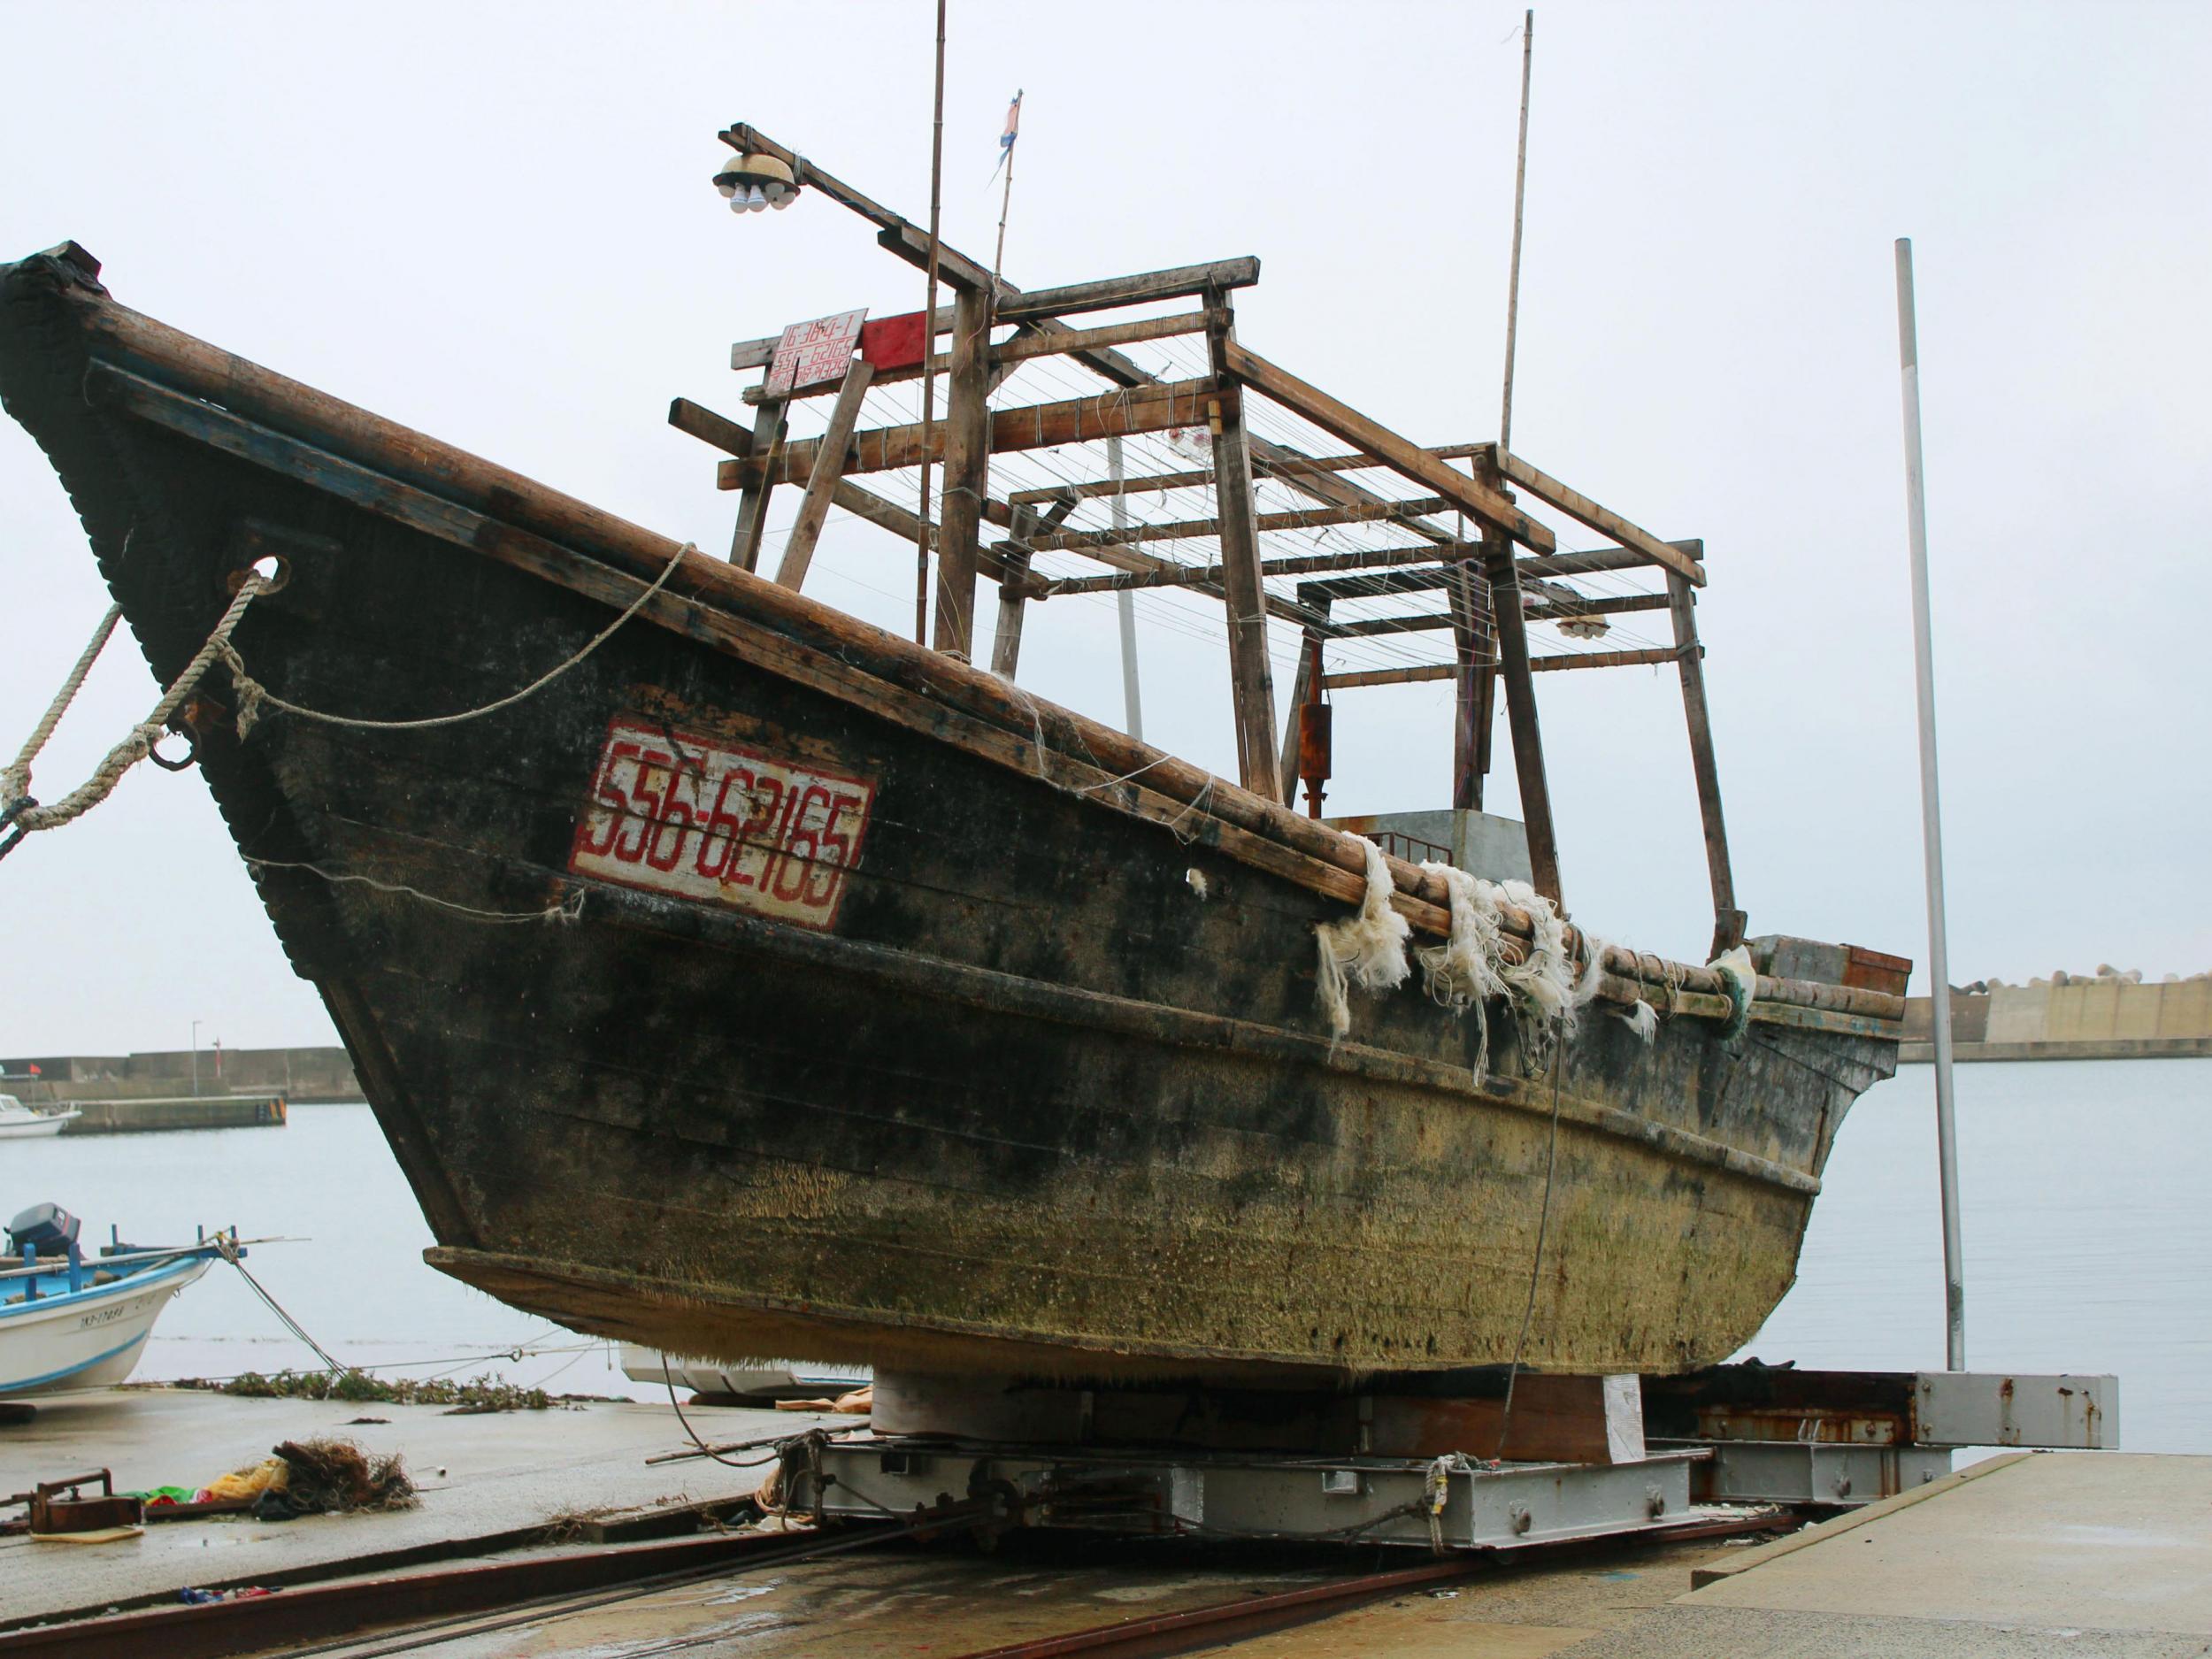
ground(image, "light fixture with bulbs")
xmin=714 ymin=150 xmax=800 ymax=214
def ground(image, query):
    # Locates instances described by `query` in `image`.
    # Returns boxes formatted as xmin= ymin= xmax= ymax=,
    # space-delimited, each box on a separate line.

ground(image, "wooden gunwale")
xmin=61 ymin=296 xmax=1896 ymax=1029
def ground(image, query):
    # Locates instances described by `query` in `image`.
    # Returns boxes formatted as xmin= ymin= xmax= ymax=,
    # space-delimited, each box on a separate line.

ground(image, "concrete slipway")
xmin=6 ymin=1390 xmax=2210 ymax=1655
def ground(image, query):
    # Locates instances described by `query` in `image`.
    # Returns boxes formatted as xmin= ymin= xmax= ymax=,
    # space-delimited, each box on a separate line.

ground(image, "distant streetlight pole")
xmin=1894 ymin=236 xmax=1966 ymax=1372
xmin=190 ymin=1018 xmax=203 ymax=1098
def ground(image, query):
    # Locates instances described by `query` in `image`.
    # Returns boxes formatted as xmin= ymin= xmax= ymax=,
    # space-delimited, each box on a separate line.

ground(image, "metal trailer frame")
xmin=801 ymin=1367 xmax=2118 ymax=1554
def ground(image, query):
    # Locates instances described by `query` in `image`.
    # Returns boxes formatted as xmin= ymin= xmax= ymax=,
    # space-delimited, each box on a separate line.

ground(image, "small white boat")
xmin=1 ymin=1206 xmax=223 ymax=1396
xmin=0 ymin=1095 xmax=78 ymax=1139
xmin=622 ymin=1345 xmax=868 ymax=1404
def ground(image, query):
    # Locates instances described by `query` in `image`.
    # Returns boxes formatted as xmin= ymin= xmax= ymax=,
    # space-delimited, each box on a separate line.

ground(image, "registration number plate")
xmin=568 ymin=716 xmax=875 ymax=929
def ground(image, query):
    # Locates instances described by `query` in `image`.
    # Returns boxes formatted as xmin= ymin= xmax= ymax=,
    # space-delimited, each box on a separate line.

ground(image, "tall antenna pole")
xmin=913 ymin=0 xmax=949 ymax=645
xmin=1498 ymin=9 xmax=1534 ymax=452
xmin=1895 ymin=236 xmax=1966 ymax=1372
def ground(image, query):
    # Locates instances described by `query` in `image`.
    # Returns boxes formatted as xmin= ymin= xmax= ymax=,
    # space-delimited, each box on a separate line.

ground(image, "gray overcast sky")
xmin=2 ymin=1 xmax=2207 ymax=1055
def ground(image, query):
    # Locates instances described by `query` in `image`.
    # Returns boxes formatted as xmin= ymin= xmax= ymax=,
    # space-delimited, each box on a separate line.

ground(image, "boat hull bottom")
xmin=429 ymin=1246 xmax=1501 ymax=1387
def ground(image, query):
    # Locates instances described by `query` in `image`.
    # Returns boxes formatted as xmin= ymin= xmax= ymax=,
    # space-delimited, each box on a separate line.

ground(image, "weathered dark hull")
xmin=0 ymin=247 xmax=1901 ymax=1381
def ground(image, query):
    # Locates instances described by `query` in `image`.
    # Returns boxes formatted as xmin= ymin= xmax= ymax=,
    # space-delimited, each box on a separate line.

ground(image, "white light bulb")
xmin=746 ymin=183 xmax=767 ymax=211
xmin=716 ymin=179 xmax=737 ymax=199
xmin=770 ymin=190 xmax=794 ymax=211
xmin=729 ymin=193 xmax=747 ymax=214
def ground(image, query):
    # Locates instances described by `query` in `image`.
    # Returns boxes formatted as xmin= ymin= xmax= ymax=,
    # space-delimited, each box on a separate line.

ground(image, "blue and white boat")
xmin=0 ymin=1205 xmax=227 ymax=1397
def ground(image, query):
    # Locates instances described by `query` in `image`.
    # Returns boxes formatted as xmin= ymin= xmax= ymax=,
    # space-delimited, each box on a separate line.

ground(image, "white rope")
xmin=245 ymin=857 xmax=586 ymax=926
xmin=4 ymin=571 xmax=270 ymax=845
xmin=223 ymin=540 xmax=696 ymax=738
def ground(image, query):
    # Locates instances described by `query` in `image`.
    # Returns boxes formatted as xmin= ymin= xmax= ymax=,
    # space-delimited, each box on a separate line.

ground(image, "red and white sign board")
xmin=763 ymin=307 xmax=868 ymax=397
xmin=569 ymin=716 xmax=875 ymax=930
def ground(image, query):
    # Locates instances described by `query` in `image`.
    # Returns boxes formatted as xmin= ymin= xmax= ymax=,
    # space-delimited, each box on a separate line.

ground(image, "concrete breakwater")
xmin=1903 ymin=973 xmax=2212 ymax=1062
xmin=58 ymin=1094 xmax=288 ymax=1133
xmin=1 ymin=1044 xmax=361 ymax=1103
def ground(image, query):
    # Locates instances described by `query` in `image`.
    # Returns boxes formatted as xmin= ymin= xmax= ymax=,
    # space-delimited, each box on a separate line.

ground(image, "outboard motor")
xmin=6 ymin=1202 xmax=81 ymax=1259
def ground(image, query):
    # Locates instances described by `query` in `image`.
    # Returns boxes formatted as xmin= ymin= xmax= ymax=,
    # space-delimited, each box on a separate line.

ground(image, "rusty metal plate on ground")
xmin=569 ymin=715 xmax=875 ymax=929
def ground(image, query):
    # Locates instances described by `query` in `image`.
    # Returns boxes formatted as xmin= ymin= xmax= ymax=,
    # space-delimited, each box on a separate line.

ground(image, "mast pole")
xmin=913 ymin=0 xmax=949 ymax=645
xmin=1499 ymin=9 xmax=1534 ymax=452
xmin=1895 ymin=235 xmax=1967 ymax=1372
xmin=992 ymin=92 xmax=1019 ymax=280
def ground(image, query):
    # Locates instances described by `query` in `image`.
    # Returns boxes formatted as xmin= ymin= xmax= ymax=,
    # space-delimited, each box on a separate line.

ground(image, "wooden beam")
xmin=1223 ymin=343 xmax=1555 ymax=551
xmin=874 ymin=220 xmax=1010 ymax=296
xmin=1668 ymin=573 xmax=1744 ymax=956
xmin=1483 ymin=528 xmax=1561 ymax=902
xmin=739 ymin=312 xmax=1204 ymax=406
xmin=993 ymin=257 xmax=1261 ymax=322
xmin=715 ymin=378 xmax=1216 ymax=488
xmin=772 ymin=359 xmax=875 ymax=591
xmin=1210 ymin=384 xmax=1281 ymax=799
xmin=1319 ymin=645 xmax=1682 ymax=690
xmin=727 ymin=397 xmax=786 ymax=570
xmin=991 ymin=309 xmax=1210 ymax=365
xmin=932 ymin=286 xmax=994 ymax=658
xmin=1025 ymin=495 xmax=1454 ymax=555
xmin=1049 ymin=545 xmax=1469 ymax=597
xmin=991 ymin=521 xmax=1036 ymax=680
xmin=1449 ymin=565 xmax=1494 ymax=810
xmin=672 ymin=397 xmax=1045 ymax=596
xmin=1525 ymin=540 xmax=1702 ymax=580
xmin=1484 ymin=446 xmax=1706 ymax=587
xmin=1279 ymin=599 xmax=1329 ymax=808
xmin=1006 ymin=442 xmax=1490 ymax=506
xmin=1317 ymin=593 xmax=1670 ymax=638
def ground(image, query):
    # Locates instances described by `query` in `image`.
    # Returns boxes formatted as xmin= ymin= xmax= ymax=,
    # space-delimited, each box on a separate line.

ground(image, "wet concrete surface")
xmin=0 ymin=1384 xmax=836 ymax=1624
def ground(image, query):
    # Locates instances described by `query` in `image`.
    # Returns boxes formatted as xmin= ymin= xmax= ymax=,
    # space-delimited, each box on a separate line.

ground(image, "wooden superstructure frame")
xmin=677 ymin=123 xmax=1743 ymax=956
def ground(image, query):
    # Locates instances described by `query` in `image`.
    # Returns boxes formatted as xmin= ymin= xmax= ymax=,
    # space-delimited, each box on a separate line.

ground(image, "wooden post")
xmin=1485 ymin=529 xmax=1562 ymax=903
xmin=1281 ymin=588 xmax=1334 ymax=809
xmin=728 ymin=397 xmax=787 ymax=571
xmin=1448 ymin=564 xmax=1496 ymax=810
xmin=773 ymin=359 xmax=875 ymax=591
xmin=1668 ymin=571 xmax=1745 ymax=956
xmin=931 ymin=287 xmax=994 ymax=659
xmin=1210 ymin=382 xmax=1281 ymax=800
xmin=991 ymin=505 xmax=1039 ymax=679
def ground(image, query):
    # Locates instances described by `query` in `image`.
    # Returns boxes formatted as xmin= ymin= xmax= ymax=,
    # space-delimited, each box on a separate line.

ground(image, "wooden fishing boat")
xmin=0 ymin=134 xmax=1904 ymax=1384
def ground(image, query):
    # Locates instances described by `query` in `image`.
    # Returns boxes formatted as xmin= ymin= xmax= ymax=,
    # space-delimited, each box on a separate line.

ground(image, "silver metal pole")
xmin=1110 ymin=435 xmax=1143 ymax=741
xmin=1894 ymin=236 xmax=1966 ymax=1371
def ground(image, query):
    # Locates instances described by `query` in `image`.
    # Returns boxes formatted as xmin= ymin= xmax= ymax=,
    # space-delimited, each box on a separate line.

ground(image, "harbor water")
xmin=7 ymin=1058 xmax=2206 ymax=1445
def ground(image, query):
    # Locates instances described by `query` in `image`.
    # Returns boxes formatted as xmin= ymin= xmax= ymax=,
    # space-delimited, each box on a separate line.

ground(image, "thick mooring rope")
xmin=2 ymin=570 xmax=271 ymax=862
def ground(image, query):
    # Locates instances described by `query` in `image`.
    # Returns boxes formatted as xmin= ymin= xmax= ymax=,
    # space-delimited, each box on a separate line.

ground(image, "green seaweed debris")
xmin=175 ymin=1369 xmax=565 ymax=1414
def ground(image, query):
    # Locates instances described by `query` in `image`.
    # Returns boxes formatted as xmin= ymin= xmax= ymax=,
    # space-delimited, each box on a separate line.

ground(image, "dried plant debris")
xmin=175 ymin=1370 xmax=582 ymax=1413
xmin=265 ymin=1438 xmax=418 ymax=1517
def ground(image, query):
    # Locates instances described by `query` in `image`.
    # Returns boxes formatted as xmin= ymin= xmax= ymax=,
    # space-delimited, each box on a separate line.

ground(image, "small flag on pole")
xmin=991 ymin=89 xmax=1023 ymax=178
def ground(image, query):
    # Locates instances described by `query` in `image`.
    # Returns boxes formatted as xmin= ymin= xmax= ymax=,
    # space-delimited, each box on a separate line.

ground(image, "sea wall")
xmin=0 ymin=1045 xmax=362 ymax=1102
xmin=1901 ymin=979 xmax=2212 ymax=1062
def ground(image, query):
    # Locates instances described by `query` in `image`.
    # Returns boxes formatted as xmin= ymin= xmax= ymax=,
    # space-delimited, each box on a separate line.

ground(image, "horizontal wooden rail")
xmin=1322 ymin=645 xmax=1686 ymax=689
xmin=716 ymin=378 xmax=1216 ymax=488
xmin=1006 ymin=442 xmax=1490 ymax=506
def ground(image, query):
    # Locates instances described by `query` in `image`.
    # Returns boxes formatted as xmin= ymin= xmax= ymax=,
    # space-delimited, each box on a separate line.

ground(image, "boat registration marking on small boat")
xmin=570 ymin=715 xmax=875 ymax=929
